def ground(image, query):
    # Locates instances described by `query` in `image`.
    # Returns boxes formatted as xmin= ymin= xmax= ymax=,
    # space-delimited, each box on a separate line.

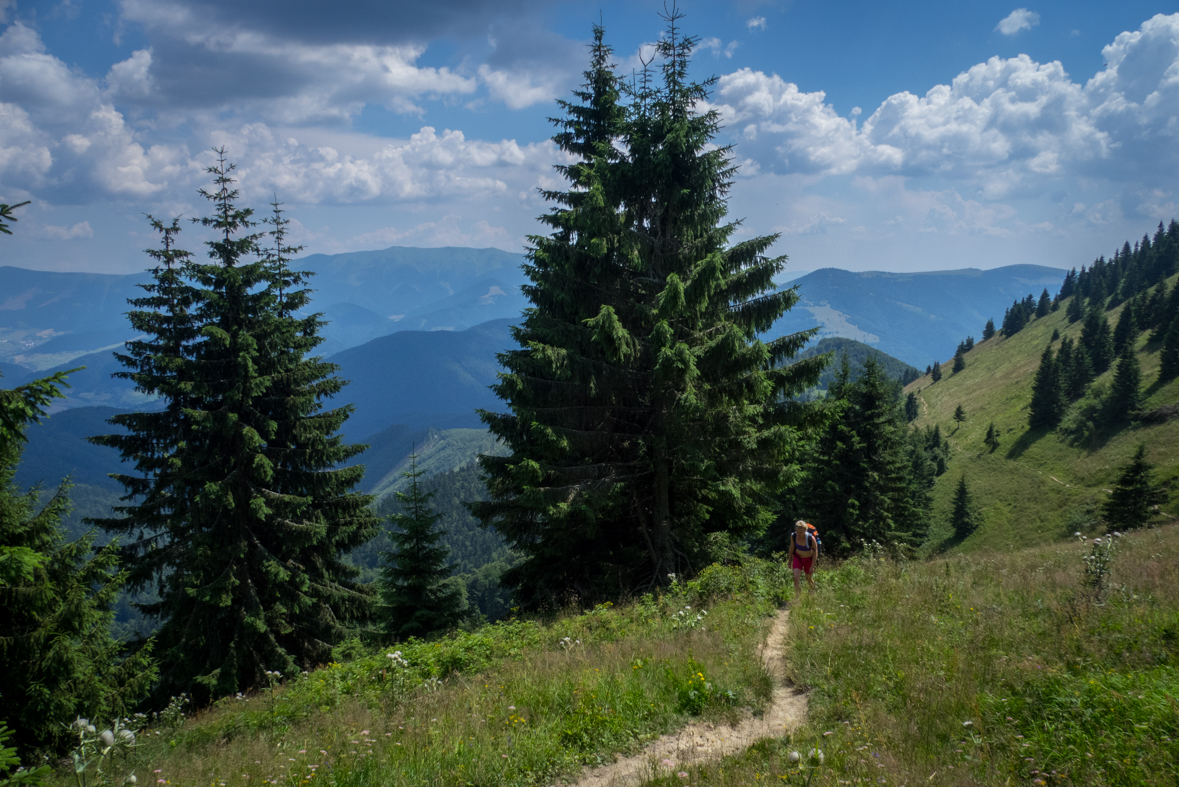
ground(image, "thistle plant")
xmin=68 ymin=716 xmax=139 ymax=787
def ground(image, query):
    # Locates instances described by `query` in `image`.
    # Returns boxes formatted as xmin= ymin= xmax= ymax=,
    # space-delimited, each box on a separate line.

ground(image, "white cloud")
xmin=995 ymin=8 xmax=1042 ymax=36
xmin=203 ymin=123 xmax=556 ymax=205
xmin=996 ymin=8 xmax=1040 ymax=36
xmin=713 ymin=14 xmax=1179 ymax=194
xmin=746 ymin=16 xmax=767 ymax=32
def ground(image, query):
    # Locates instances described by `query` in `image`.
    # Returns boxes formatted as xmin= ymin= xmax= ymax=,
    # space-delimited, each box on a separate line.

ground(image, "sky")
xmin=1 ymin=0 xmax=1178 ymax=275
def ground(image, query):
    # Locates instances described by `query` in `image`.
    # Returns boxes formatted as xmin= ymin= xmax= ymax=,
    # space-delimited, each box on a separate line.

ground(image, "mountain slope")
xmin=768 ymin=264 xmax=1067 ymax=368
xmin=907 ymin=281 xmax=1179 ymax=552
xmin=0 ymin=246 xmax=527 ymax=369
xmin=330 ymin=317 xmax=513 ymax=440
xmin=791 ymin=337 xmax=919 ymax=396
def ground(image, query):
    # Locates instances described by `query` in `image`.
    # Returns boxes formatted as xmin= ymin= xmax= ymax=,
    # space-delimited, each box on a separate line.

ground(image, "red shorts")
xmin=792 ymin=553 xmax=814 ymax=572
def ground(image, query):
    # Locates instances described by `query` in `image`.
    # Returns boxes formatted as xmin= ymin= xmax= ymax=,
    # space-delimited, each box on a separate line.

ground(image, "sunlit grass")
xmin=54 ymin=562 xmax=791 ymax=787
xmin=657 ymin=525 xmax=1179 ymax=786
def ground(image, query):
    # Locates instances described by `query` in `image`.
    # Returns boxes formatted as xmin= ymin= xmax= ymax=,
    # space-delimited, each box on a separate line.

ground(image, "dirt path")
xmin=558 ymin=609 xmax=806 ymax=787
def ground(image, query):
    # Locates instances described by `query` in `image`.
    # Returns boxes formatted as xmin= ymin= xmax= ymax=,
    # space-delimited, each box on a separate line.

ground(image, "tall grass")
xmin=661 ymin=526 xmax=1179 ymax=786
xmin=55 ymin=561 xmax=791 ymax=787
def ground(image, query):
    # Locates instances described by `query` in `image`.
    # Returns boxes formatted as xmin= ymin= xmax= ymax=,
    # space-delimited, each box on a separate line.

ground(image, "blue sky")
xmin=2 ymin=0 xmax=1178 ymax=275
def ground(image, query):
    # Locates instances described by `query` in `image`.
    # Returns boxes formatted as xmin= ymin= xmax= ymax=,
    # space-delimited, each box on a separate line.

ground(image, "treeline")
xmin=1026 ymin=220 xmax=1179 ymax=436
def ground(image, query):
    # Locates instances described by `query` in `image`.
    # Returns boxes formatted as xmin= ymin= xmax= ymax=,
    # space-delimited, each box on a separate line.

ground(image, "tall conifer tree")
xmin=1028 ymin=345 xmax=1064 ymax=428
xmin=1105 ymin=347 xmax=1143 ymax=423
xmin=1081 ymin=306 xmax=1114 ymax=374
xmin=93 ymin=153 xmax=378 ymax=704
xmin=805 ymin=358 xmax=927 ymax=553
xmin=379 ymin=454 xmax=467 ymax=639
xmin=949 ymin=474 xmax=979 ymax=538
xmin=1103 ymin=445 xmax=1166 ymax=530
xmin=475 ymin=19 xmax=826 ymax=604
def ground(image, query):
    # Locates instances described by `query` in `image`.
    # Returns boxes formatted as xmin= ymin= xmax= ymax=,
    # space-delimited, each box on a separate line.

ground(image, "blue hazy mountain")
xmin=0 ymin=246 xmax=527 ymax=369
xmin=767 ymin=264 xmax=1067 ymax=368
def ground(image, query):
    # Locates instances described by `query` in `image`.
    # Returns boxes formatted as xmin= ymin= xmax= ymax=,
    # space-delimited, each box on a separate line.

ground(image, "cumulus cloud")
xmin=712 ymin=13 xmax=1179 ymax=194
xmin=996 ymin=8 xmax=1040 ymax=36
xmin=203 ymin=124 xmax=557 ymax=205
xmin=746 ymin=16 xmax=767 ymax=31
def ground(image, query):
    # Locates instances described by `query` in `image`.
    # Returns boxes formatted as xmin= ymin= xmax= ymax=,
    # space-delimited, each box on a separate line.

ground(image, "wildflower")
xmin=788 ymin=752 xmax=800 ymax=763
xmin=100 ymin=729 xmax=116 ymax=747
xmin=962 ymin=721 xmax=973 ymax=728
xmin=662 ymin=759 xmax=674 ymax=767
xmin=678 ymin=773 xmax=688 ymax=779
xmin=823 ymin=731 xmax=834 ymax=736
xmin=809 ymin=749 xmax=825 ymax=765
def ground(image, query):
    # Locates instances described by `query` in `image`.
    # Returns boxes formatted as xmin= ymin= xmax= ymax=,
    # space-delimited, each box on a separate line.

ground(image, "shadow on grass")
xmin=933 ymin=530 xmax=969 ymax=554
xmin=1004 ymin=426 xmax=1053 ymax=460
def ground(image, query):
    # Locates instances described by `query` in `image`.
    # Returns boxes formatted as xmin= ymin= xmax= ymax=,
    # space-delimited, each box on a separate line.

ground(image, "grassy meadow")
xmin=54 ymin=563 xmax=790 ymax=787
xmin=650 ymin=526 xmax=1179 ymax=786
xmin=906 ymin=280 xmax=1179 ymax=553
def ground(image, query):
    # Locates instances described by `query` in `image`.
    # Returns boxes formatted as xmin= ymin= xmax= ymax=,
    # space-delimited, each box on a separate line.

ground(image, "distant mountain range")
xmin=4 ymin=245 xmax=1070 ymax=455
xmin=766 ymin=265 xmax=1067 ymax=367
xmin=0 ymin=246 xmax=527 ymax=371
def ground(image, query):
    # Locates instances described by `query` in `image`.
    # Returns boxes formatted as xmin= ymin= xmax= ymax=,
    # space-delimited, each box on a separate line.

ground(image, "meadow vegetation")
xmin=640 ymin=525 xmax=1179 ymax=787
xmin=46 ymin=561 xmax=790 ymax=787
xmin=909 ymin=274 xmax=1179 ymax=553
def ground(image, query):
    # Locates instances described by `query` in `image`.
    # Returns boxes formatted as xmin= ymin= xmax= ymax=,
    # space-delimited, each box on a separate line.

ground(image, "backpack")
xmin=802 ymin=522 xmax=822 ymax=557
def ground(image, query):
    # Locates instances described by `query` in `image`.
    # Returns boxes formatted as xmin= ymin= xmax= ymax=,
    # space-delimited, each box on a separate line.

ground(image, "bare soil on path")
xmin=557 ymin=608 xmax=807 ymax=787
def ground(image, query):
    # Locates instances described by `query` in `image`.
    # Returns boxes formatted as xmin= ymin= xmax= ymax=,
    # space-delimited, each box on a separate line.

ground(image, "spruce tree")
xmin=964 ymin=336 xmax=975 ymax=351
xmin=1159 ymin=314 xmax=1179 ymax=383
xmin=1105 ymin=347 xmax=1143 ymax=423
xmin=904 ymin=391 xmax=919 ymax=422
xmin=950 ymin=474 xmax=979 ymax=538
xmin=1064 ymin=343 xmax=1094 ymax=401
xmin=984 ymin=421 xmax=1000 ymax=452
xmin=379 ymin=454 xmax=467 ymax=639
xmin=1028 ymin=345 xmax=1064 ymax=428
xmin=1 ymin=397 xmax=154 ymax=755
xmin=1080 ymin=305 xmax=1114 ymax=374
xmin=931 ymin=360 xmax=942 ymax=382
xmin=1102 ymin=445 xmax=1166 ymax=530
xmin=1036 ymin=288 xmax=1051 ymax=318
xmin=953 ymin=403 xmax=967 ymax=426
xmin=1112 ymin=297 xmax=1139 ymax=355
xmin=93 ymin=154 xmax=378 ymax=704
xmin=474 ymin=19 xmax=826 ymax=604
xmin=1065 ymin=293 xmax=1085 ymax=323
xmin=952 ymin=347 xmax=966 ymax=373
xmin=982 ymin=318 xmax=996 ymax=341
xmin=1152 ymin=283 xmax=1179 ymax=342
xmin=806 ymin=358 xmax=927 ymax=553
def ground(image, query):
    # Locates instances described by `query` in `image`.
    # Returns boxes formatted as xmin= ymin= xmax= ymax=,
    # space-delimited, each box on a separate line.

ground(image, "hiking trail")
xmin=558 ymin=608 xmax=806 ymax=787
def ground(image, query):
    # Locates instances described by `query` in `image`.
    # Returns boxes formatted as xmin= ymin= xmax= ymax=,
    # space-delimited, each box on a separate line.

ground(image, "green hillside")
xmin=792 ymin=337 xmax=919 ymax=398
xmin=907 ymin=276 xmax=1179 ymax=553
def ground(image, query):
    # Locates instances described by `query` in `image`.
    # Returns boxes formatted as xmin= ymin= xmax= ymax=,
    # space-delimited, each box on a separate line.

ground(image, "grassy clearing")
xmin=55 ymin=562 xmax=791 ymax=787
xmin=655 ymin=525 xmax=1179 ymax=786
xmin=906 ymin=279 xmax=1179 ymax=551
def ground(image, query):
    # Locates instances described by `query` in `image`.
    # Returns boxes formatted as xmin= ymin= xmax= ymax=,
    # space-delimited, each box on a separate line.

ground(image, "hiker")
xmin=788 ymin=519 xmax=818 ymax=595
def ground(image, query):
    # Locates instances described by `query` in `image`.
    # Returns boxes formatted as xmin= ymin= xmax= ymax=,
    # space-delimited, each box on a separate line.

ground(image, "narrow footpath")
xmin=559 ymin=608 xmax=807 ymax=787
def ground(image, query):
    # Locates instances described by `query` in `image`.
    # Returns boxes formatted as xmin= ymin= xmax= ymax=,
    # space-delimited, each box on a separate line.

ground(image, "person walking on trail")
xmin=788 ymin=520 xmax=817 ymax=595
